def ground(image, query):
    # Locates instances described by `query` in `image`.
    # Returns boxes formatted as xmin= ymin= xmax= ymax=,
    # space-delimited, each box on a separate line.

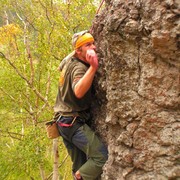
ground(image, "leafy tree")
xmin=0 ymin=0 xmax=99 ymax=179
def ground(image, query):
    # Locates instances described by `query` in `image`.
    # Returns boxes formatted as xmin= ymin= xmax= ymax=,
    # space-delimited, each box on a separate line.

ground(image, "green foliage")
xmin=0 ymin=0 xmax=100 ymax=179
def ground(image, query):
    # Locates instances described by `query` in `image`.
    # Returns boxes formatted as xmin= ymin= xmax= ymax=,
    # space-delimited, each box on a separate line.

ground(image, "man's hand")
xmin=86 ymin=49 xmax=98 ymax=69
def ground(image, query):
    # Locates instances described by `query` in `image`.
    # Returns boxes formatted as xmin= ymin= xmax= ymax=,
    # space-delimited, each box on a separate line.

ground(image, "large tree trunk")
xmin=92 ymin=0 xmax=180 ymax=179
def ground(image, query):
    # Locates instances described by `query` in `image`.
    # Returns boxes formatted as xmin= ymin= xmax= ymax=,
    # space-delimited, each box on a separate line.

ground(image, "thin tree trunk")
xmin=4 ymin=10 xmax=9 ymax=25
xmin=39 ymin=164 xmax=45 ymax=180
xmin=52 ymin=138 xmax=59 ymax=180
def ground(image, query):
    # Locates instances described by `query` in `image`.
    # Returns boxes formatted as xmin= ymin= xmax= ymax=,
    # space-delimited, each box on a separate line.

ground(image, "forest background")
xmin=0 ymin=0 xmax=100 ymax=179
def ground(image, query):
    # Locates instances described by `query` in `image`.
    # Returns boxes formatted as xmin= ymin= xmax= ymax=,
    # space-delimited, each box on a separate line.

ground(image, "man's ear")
xmin=75 ymin=48 xmax=81 ymax=55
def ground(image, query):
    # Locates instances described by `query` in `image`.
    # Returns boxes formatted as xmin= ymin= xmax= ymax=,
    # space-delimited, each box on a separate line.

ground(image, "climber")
xmin=54 ymin=30 xmax=108 ymax=180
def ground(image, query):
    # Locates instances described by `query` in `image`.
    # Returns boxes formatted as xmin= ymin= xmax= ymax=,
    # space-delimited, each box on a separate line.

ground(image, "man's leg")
xmin=57 ymin=116 xmax=87 ymax=174
xmin=62 ymin=138 xmax=87 ymax=174
xmin=72 ymin=124 xmax=108 ymax=180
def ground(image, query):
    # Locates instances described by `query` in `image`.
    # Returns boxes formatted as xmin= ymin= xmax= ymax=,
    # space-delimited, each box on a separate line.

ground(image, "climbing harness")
xmin=58 ymin=116 xmax=77 ymax=127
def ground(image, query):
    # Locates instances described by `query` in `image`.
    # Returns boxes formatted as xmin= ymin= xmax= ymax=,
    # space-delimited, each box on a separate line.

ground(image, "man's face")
xmin=76 ymin=41 xmax=96 ymax=62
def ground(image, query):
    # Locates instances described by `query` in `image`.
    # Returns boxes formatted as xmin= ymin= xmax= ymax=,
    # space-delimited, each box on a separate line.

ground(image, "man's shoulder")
xmin=63 ymin=57 xmax=88 ymax=75
xmin=72 ymin=57 xmax=89 ymax=68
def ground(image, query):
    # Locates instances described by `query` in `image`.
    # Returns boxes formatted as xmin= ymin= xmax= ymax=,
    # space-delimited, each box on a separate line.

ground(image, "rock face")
xmin=92 ymin=0 xmax=180 ymax=179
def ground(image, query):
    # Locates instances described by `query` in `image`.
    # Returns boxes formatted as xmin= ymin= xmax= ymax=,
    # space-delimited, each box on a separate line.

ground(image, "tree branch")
xmin=46 ymin=154 xmax=69 ymax=180
xmin=0 ymin=51 xmax=31 ymax=84
xmin=0 ymin=87 xmax=16 ymax=101
xmin=0 ymin=52 xmax=50 ymax=106
xmin=38 ymin=0 xmax=52 ymax=25
xmin=0 ymin=129 xmax=24 ymax=140
xmin=48 ymin=22 xmax=55 ymax=44
xmin=4 ymin=10 xmax=9 ymax=25
xmin=16 ymin=12 xmax=35 ymax=85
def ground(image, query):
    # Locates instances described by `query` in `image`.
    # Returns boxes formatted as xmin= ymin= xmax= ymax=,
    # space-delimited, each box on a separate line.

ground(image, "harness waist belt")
xmin=58 ymin=116 xmax=77 ymax=127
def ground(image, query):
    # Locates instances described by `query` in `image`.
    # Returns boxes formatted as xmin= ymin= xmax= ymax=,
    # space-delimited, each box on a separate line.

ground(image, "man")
xmin=54 ymin=30 xmax=108 ymax=180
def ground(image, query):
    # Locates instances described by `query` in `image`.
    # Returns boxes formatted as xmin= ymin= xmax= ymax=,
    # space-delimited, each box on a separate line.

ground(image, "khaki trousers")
xmin=58 ymin=118 xmax=108 ymax=180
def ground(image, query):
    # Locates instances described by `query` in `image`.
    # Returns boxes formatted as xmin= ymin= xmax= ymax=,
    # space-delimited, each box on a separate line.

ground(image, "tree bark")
xmin=52 ymin=138 xmax=59 ymax=180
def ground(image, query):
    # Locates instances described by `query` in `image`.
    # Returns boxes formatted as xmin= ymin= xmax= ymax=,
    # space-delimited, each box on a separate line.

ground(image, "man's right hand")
xmin=86 ymin=49 xmax=99 ymax=70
